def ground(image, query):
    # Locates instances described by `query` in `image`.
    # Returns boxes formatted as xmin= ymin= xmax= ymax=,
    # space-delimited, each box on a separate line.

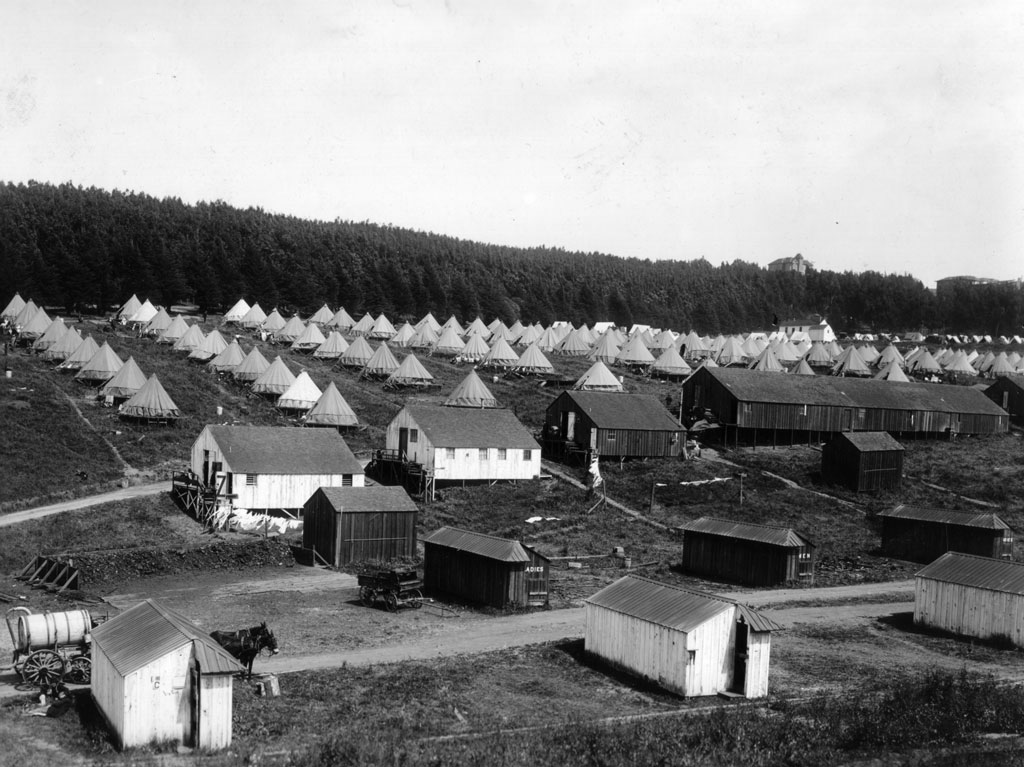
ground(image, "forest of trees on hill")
xmin=1 ymin=181 xmax=1021 ymax=335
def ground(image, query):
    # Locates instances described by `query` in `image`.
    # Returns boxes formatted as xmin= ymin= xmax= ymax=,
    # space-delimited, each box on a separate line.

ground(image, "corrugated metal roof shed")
xmin=91 ymin=599 xmax=243 ymax=676
xmin=680 ymin=517 xmax=812 ymax=548
xmin=917 ymin=552 xmax=1024 ymax=595
xmin=315 ymin=486 xmax=418 ymax=513
xmin=560 ymin=391 xmax=681 ymax=430
xmin=403 ymin=404 xmax=539 ymax=449
xmin=833 ymin=431 xmax=905 ymax=452
xmin=880 ymin=505 xmax=1010 ymax=530
xmin=205 ymin=425 xmax=363 ymax=475
xmin=585 ymin=575 xmax=781 ymax=633
xmin=701 ymin=366 xmax=1007 ymax=415
xmin=422 ymin=526 xmax=534 ymax=562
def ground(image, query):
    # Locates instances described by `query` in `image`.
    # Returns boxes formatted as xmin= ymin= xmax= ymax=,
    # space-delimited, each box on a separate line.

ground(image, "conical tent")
xmin=222 ymin=298 xmax=251 ymax=323
xmin=157 ymin=315 xmax=190 ymax=344
xmin=874 ymin=362 xmax=910 ymax=382
xmin=233 ymin=346 xmax=271 ymax=381
xmin=2 ymin=292 xmax=26 ymax=320
xmin=368 ymin=314 xmax=397 ymax=339
xmin=313 ymin=331 xmax=349 ymax=359
xmin=480 ymin=337 xmax=519 ymax=368
xmin=514 ymin=324 xmax=541 ymax=347
xmin=278 ymin=372 xmax=323 ymax=411
xmin=791 ymin=358 xmax=816 ymax=376
xmin=507 ymin=320 xmax=525 ymax=341
xmin=464 ymin=317 xmax=490 ymax=339
xmin=117 ymin=294 xmax=141 ymax=319
xmin=441 ymin=315 xmax=464 ymax=335
xmin=43 ymin=325 xmax=82 ymax=361
xmin=874 ymin=345 xmax=905 ymax=370
xmin=416 ymin=312 xmax=442 ymax=332
xmin=650 ymin=329 xmax=676 ymax=351
xmin=19 ymin=307 xmax=52 ymax=339
xmin=173 ymin=324 xmax=205 ymax=352
xmin=274 ymin=315 xmax=306 ymax=343
xmin=188 ymin=329 xmax=228 ymax=361
xmin=31 ymin=317 xmax=68 ymax=351
xmin=616 ymin=335 xmax=656 ymax=367
xmin=555 ymin=329 xmax=591 ymax=357
xmin=651 ymin=345 xmax=692 ymax=377
xmin=445 ymin=370 xmax=500 ymax=408
xmin=489 ymin=323 xmax=516 ymax=344
xmin=340 ymin=335 xmax=375 ymax=367
xmin=385 ymin=353 xmax=435 ymax=386
xmin=128 ymin=299 xmax=157 ymax=324
xmin=409 ymin=324 xmax=440 ymax=349
xmin=13 ymin=299 xmax=39 ymax=330
xmin=513 ymin=343 xmax=555 ymax=375
xmin=240 ymin=303 xmax=268 ymax=329
xmin=251 ymin=356 xmax=297 ymax=395
xmin=908 ymin=349 xmax=942 ymax=374
xmin=831 ymin=345 xmax=871 ymax=376
xmin=120 ymin=375 xmax=180 ymax=421
xmin=588 ymin=332 xmax=621 ymax=364
xmin=145 ymin=307 xmax=172 ymax=335
xmin=75 ymin=342 xmax=125 ymax=383
xmin=573 ymin=360 xmax=624 ymax=391
xmin=487 ymin=317 xmax=502 ymax=332
xmin=262 ymin=309 xmax=286 ymax=333
xmin=459 ymin=332 xmax=490 ymax=362
xmin=291 ymin=322 xmax=327 ymax=351
xmin=57 ymin=335 xmax=99 ymax=370
xmin=100 ymin=356 xmax=147 ymax=399
xmin=804 ymin=342 xmax=833 ymax=367
xmin=749 ymin=347 xmax=784 ymax=372
xmin=433 ymin=325 xmax=467 ymax=356
xmin=326 ymin=307 xmax=355 ymax=330
xmin=208 ymin=340 xmax=246 ymax=372
xmin=361 ymin=342 xmax=401 ymax=378
xmin=535 ymin=326 xmax=561 ymax=352
xmin=308 ymin=304 xmax=334 ymax=325
xmin=351 ymin=313 xmax=375 ymax=335
xmin=679 ymin=331 xmax=708 ymax=359
xmin=988 ymin=354 xmax=1016 ymax=377
xmin=716 ymin=336 xmax=747 ymax=366
xmin=304 ymin=381 xmax=359 ymax=427
xmin=943 ymin=351 xmax=977 ymax=375
xmin=391 ymin=322 xmax=416 ymax=347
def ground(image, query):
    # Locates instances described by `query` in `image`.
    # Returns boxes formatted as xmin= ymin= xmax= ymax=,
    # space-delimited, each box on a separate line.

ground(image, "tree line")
xmin=1 ymin=181 xmax=1020 ymax=335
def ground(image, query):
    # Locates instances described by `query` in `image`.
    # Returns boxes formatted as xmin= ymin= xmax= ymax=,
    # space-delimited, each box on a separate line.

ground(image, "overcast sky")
xmin=2 ymin=1 xmax=1021 ymax=287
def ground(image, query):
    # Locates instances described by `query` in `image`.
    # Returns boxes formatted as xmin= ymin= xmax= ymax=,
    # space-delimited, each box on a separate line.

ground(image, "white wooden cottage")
xmin=385 ymin=404 xmax=540 ymax=482
xmin=915 ymin=552 xmax=1024 ymax=646
xmin=190 ymin=425 xmax=364 ymax=514
xmin=90 ymin=599 xmax=243 ymax=751
xmin=584 ymin=575 xmax=781 ymax=698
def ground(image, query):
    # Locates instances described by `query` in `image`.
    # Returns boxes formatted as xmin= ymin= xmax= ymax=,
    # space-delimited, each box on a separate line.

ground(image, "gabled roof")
xmin=585 ymin=575 xmax=781 ymax=633
xmin=693 ymin=366 xmax=1008 ymax=417
xmin=556 ymin=391 xmax=680 ymax=431
xmin=422 ymin=526 xmax=543 ymax=563
xmin=830 ymin=431 xmax=904 ymax=452
xmin=879 ymin=505 xmax=1010 ymax=530
xmin=680 ymin=517 xmax=812 ymax=548
xmin=916 ymin=552 xmax=1024 ymax=595
xmin=313 ymin=486 xmax=418 ymax=513
xmin=401 ymin=404 xmax=538 ymax=449
xmin=91 ymin=599 xmax=242 ymax=676
xmin=202 ymin=425 xmax=362 ymax=474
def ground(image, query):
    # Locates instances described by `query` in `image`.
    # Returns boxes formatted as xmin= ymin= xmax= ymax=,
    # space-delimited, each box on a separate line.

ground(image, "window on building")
xmin=523 ymin=449 xmax=532 ymax=461
xmin=857 ymin=408 xmax=866 ymax=420
xmin=409 ymin=429 xmax=418 ymax=443
xmin=342 ymin=474 xmax=353 ymax=487
xmin=741 ymin=402 xmax=752 ymax=415
xmin=606 ymin=430 xmax=616 ymax=442
xmin=687 ymin=650 xmax=697 ymax=665
xmin=800 ymin=404 xmax=807 ymax=417
xmin=446 ymin=447 xmax=455 ymax=460
xmin=479 ymin=448 xmax=488 ymax=460
xmin=246 ymin=474 xmax=257 ymax=487
xmin=498 ymin=448 xmax=507 ymax=460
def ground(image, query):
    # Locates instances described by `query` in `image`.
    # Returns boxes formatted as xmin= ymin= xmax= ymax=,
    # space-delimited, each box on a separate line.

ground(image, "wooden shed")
xmin=878 ymin=505 xmax=1013 ymax=563
xmin=90 ymin=599 xmax=243 ymax=751
xmin=584 ymin=575 xmax=781 ymax=698
xmin=422 ymin=526 xmax=550 ymax=608
xmin=189 ymin=425 xmax=364 ymax=515
xmin=679 ymin=517 xmax=815 ymax=586
xmin=984 ymin=376 xmax=1024 ymax=423
xmin=302 ymin=486 xmax=418 ymax=566
xmin=544 ymin=390 xmax=683 ymax=460
xmin=681 ymin=366 xmax=1009 ymax=446
xmin=821 ymin=431 xmax=904 ymax=492
xmin=915 ymin=552 xmax=1024 ymax=646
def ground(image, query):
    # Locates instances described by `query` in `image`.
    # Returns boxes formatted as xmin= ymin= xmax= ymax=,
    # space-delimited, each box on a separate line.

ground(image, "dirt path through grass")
xmin=0 ymin=481 xmax=171 ymax=528
xmin=541 ymin=460 xmax=671 ymax=530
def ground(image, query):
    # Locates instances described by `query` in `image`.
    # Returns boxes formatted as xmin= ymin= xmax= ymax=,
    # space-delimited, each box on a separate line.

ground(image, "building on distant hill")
xmin=767 ymin=253 xmax=811 ymax=275
xmin=776 ymin=314 xmax=835 ymax=342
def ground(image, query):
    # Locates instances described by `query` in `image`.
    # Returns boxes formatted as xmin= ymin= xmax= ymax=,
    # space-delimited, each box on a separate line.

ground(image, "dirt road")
xmin=0 ymin=481 xmax=171 ymax=528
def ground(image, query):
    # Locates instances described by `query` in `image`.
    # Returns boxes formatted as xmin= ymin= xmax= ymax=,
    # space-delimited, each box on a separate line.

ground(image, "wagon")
xmin=357 ymin=570 xmax=423 ymax=611
xmin=5 ymin=607 xmax=94 ymax=686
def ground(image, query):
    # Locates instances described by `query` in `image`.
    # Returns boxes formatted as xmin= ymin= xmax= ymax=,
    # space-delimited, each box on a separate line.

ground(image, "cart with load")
xmin=357 ymin=570 xmax=423 ymax=611
xmin=5 ymin=607 xmax=94 ymax=685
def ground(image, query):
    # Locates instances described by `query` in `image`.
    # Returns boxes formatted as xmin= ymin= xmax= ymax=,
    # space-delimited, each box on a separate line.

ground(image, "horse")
xmin=209 ymin=622 xmax=279 ymax=677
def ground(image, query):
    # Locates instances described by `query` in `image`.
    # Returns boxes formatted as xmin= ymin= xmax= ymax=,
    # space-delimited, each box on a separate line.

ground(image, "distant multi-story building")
xmin=776 ymin=314 xmax=836 ymax=343
xmin=767 ymin=253 xmax=811 ymax=275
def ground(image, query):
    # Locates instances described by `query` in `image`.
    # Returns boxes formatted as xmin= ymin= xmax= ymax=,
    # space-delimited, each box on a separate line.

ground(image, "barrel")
xmin=17 ymin=610 xmax=91 ymax=652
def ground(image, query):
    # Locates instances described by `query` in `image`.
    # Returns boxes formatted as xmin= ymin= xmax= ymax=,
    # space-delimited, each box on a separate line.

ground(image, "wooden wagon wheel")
xmin=65 ymin=656 xmax=92 ymax=685
xmin=385 ymin=591 xmax=399 ymax=612
xmin=21 ymin=650 xmax=65 ymax=686
xmin=408 ymin=589 xmax=423 ymax=609
xmin=359 ymin=586 xmax=374 ymax=607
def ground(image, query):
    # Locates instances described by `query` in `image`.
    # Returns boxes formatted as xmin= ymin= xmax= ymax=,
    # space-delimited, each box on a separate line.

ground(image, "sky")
xmin=2 ymin=1 xmax=1022 ymax=288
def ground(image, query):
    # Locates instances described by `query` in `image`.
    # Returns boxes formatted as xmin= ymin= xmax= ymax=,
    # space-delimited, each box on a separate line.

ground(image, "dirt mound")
xmin=74 ymin=538 xmax=295 ymax=592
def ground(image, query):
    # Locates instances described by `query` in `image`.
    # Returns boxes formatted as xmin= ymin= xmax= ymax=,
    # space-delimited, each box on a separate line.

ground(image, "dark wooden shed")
xmin=878 ymin=505 xmax=1014 ymax=563
xmin=821 ymin=431 xmax=904 ymax=492
xmin=544 ymin=390 xmax=683 ymax=460
xmin=680 ymin=517 xmax=815 ymax=586
xmin=422 ymin=526 xmax=550 ymax=608
xmin=984 ymin=376 xmax=1024 ymax=423
xmin=302 ymin=486 xmax=418 ymax=567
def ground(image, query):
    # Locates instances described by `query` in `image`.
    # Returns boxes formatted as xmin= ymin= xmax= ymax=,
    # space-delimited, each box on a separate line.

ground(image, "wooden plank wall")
xmin=681 ymin=533 xmax=805 ymax=586
xmin=424 ymin=544 xmax=524 ymax=608
xmin=882 ymin=519 xmax=1007 ymax=563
